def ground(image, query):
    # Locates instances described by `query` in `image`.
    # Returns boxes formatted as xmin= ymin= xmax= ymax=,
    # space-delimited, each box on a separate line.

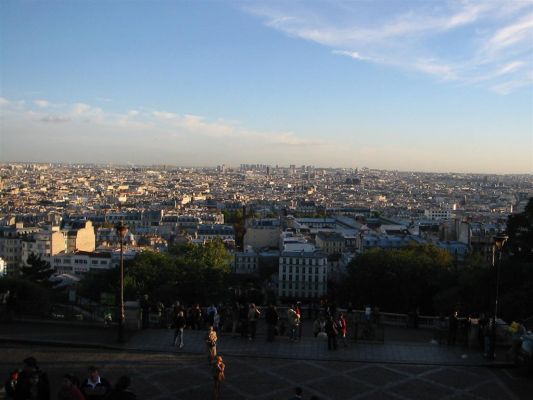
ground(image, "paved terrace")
xmin=1 ymin=320 xmax=530 ymax=400
xmin=0 ymin=319 xmax=509 ymax=367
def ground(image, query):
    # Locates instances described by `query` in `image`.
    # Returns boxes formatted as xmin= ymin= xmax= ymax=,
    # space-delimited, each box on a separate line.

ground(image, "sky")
xmin=0 ymin=0 xmax=532 ymax=174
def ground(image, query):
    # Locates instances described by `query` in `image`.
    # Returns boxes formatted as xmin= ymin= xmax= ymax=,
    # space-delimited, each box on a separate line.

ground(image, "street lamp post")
xmin=116 ymin=222 xmax=129 ymax=342
xmin=493 ymin=234 xmax=508 ymax=320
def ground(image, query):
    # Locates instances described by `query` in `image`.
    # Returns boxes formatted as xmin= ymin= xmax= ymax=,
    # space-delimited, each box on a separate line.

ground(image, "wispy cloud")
xmin=34 ymin=99 xmax=50 ymax=108
xmin=40 ymin=115 xmax=70 ymax=123
xmin=2 ymin=96 xmax=324 ymax=148
xmin=244 ymin=0 xmax=533 ymax=93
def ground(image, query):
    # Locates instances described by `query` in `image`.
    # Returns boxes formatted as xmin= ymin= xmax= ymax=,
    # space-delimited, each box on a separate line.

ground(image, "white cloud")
xmin=497 ymin=61 xmax=525 ymax=76
xmin=40 ymin=115 xmax=70 ymax=123
xmin=245 ymin=0 xmax=533 ymax=93
xmin=0 ymin=97 xmax=10 ymax=106
xmin=415 ymin=59 xmax=458 ymax=81
xmin=332 ymin=50 xmax=368 ymax=61
xmin=486 ymin=13 xmax=533 ymax=51
xmin=72 ymin=103 xmax=92 ymax=115
xmin=34 ymin=99 xmax=50 ymax=108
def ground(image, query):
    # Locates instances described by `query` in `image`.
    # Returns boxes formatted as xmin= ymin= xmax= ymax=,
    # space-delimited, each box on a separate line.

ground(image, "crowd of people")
xmin=4 ymin=358 xmax=136 ymax=400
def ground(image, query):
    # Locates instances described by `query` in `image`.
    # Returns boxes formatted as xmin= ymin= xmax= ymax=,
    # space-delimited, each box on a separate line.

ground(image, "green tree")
xmin=506 ymin=197 xmax=533 ymax=262
xmin=342 ymin=244 xmax=453 ymax=314
xmin=21 ymin=254 xmax=54 ymax=286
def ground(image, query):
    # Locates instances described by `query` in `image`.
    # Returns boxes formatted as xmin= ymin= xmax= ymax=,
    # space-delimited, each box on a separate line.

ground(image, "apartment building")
xmin=278 ymin=248 xmax=328 ymax=300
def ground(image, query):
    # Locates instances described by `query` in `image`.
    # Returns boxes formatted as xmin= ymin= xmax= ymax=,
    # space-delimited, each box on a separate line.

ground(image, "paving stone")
xmin=270 ymin=360 xmax=334 ymax=383
xmin=348 ymin=365 xmax=408 ymax=387
xmin=390 ymin=379 xmax=454 ymax=399
xmin=425 ymin=368 xmax=489 ymax=390
xmin=308 ymin=375 xmax=373 ymax=400
xmin=467 ymin=382 xmax=516 ymax=400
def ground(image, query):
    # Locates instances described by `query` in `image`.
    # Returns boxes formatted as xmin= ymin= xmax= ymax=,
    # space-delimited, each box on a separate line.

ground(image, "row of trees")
xmin=337 ymin=199 xmax=533 ymax=320
xmin=78 ymin=240 xmax=233 ymax=306
xmin=3 ymin=199 xmax=531 ymax=321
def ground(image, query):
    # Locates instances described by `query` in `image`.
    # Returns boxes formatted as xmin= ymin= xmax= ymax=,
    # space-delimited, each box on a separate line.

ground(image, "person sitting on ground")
xmin=107 ymin=376 xmax=136 ymax=400
xmin=4 ymin=369 xmax=19 ymax=400
xmin=288 ymin=386 xmax=303 ymax=400
xmin=80 ymin=366 xmax=111 ymax=400
xmin=14 ymin=357 xmax=50 ymax=400
xmin=57 ymin=374 xmax=84 ymax=400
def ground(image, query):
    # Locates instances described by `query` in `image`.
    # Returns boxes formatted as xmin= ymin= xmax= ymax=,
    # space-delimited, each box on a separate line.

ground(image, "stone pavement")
xmin=0 ymin=320 xmax=510 ymax=367
xmin=126 ymin=325 xmax=504 ymax=367
xmin=1 ymin=344 xmax=529 ymax=400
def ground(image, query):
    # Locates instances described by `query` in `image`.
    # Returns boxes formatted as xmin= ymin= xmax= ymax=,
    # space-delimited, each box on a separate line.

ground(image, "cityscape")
xmin=1 ymin=1 xmax=533 ymax=400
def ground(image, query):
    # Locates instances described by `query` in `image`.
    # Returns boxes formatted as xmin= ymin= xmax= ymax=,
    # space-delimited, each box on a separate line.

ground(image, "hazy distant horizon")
xmin=1 ymin=1 xmax=532 ymax=174
xmin=1 ymin=158 xmax=531 ymax=177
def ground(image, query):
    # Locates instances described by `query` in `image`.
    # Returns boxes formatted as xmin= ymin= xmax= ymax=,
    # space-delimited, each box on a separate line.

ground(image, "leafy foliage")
xmin=20 ymin=253 xmax=54 ymax=286
xmin=79 ymin=240 xmax=233 ymax=306
xmin=0 ymin=277 xmax=52 ymax=316
xmin=506 ymin=197 xmax=533 ymax=261
xmin=342 ymin=244 xmax=453 ymax=314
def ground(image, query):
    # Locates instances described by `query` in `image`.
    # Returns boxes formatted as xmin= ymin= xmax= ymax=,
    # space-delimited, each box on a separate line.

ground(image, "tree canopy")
xmin=20 ymin=253 xmax=54 ymax=286
xmin=341 ymin=244 xmax=454 ymax=314
xmin=79 ymin=239 xmax=233 ymax=306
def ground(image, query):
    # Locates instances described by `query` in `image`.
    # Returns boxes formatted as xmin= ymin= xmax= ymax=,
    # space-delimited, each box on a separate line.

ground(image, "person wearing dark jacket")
xmin=80 ymin=366 xmax=111 ymax=400
xmin=325 ymin=316 xmax=339 ymax=351
xmin=106 ymin=376 xmax=136 ymax=400
xmin=14 ymin=357 xmax=50 ymax=400
xmin=265 ymin=305 xmax=279 ymax=342
xmin=173 ymin=310 xmax=186 ymax=348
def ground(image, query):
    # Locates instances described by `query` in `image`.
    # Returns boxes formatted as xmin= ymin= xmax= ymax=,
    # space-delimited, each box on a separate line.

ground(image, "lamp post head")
xmin=493 ymin=234 xmax=508 ymax=251
xmin=115 ymin=223 xmax=129 ymax=238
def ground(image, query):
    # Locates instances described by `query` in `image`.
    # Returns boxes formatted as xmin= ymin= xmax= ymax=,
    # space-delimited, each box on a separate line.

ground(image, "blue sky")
xmin=0 ymin=0 xmax=532 ymax=173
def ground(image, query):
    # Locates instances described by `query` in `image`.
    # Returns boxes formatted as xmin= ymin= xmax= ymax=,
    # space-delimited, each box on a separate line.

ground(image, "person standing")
xmin=265 ymin=304 xmax=279 ymax=342
xmin=206 ymin=326 xmax=218 ymax=363
xmin=207 ymin=304 xmax=217 ymax=327
xmin=237 ymin=303 xmax=247 ymax=339
xmin=212 ymin=356 xmax=225 ymax=400
xmin=325 ymin=315 xmax=339 ymax=351
xmin=140 ymin=294 xmax=150 ymax=329
xmin=448 ymin=311 xmax=458 ymax=346
xmin=287 ymin=305 xmax=300 ymax=342
xmin=248 ymin=303 xmax=260 ymax=341
xmin=231 ymin=302 xmax=240 ymax=337
xmin=507 ymin=320 xmax=526 ymax=361
xmin=173 ymin=310 xmax=186 ymax=348
xmin=338 ymin=312 xmax=348 ymax=348
xmin=295 ymin=302 xmax=303 ymax=340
